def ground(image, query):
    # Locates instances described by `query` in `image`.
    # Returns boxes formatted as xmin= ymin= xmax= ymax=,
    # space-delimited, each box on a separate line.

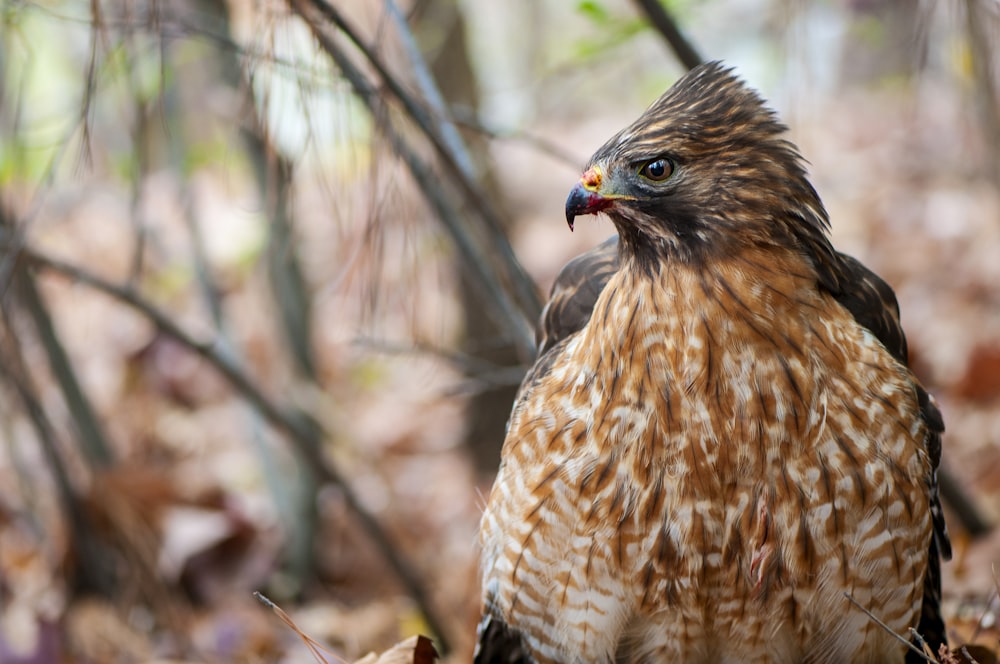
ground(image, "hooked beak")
xmin=564 ymin=166 xmax=616 ymax=231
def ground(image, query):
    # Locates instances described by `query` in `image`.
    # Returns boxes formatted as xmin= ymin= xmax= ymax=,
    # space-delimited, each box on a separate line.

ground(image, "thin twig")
xmin=254 ymin=591 xmax=345 ymax=664
xmin=441 ymin=369 xmax=533 ymax=397
xmin=448 ymin=107 xmax=583 ymax=169
xmin=122 ymin=0 xmax=153 ymax=284
xmin=957 ymin=646 xmax=980 ymax=664
xmin=843 ymin=592 xmax=937 ymax=663
xmin=9 ymin=5 xmax=345 ymax=92
xmin=353 ymin=336 xmax=521 ymax=375
xmin=909 ymin=628 xmax=933 ymax=660
xmin=354 ymin=337 xmax=529 ymax=396
xmin=382 ymin=0 xmax=475 ymax=177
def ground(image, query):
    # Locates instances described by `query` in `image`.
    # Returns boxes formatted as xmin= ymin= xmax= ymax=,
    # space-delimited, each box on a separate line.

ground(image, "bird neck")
xmin=570 ymin=245 xmax=822 ymax=455
xmin=589 ymin=245 xmax=818 ymax=352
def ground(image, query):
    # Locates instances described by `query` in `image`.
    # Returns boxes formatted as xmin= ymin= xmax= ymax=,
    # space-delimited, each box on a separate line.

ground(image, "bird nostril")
xmin=581 ymin=167 xmax=603 ymax=191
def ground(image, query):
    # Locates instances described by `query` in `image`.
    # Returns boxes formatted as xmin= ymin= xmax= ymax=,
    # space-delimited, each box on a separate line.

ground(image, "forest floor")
xmin=1 ymin=67 xmax=999 ymax=664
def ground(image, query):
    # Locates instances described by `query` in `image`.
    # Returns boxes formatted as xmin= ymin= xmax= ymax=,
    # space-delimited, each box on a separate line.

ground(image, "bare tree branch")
xmin=965 ymin=0 xmax=1000 ymax=184
xmin=6 ymin=241 xmax=454 ymax=655
xmin=630 ymin=0 xmax=703 ymax=70
xmin=289 ymin=0 xmax=535 ymax=361
xmin=200 ymin=0 xmax=322 ymax=588
xmin=0 ymin=303 xmax=116 ymax=596
xmin=383 ymin=0 xmax=476 ymax=178
xmin=296 ymin=0 xmax=543 ymax=340
xmin=938 ymin=465 xmax=991 ymax=538
xmin=8 ymin=256 xmax=115 ymax=468
xmin=448 ymin=106 xmax=582 ymax=169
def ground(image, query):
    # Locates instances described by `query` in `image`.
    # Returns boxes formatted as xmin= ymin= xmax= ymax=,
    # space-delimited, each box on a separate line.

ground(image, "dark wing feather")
xmin=828 ymin=253 xmax=909 ymax=363
xmin=536 ymin=236 xmax=620 ymax=356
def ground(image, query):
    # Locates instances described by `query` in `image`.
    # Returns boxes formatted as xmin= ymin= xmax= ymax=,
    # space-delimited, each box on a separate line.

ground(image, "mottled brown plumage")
xmin=477 ymin=62 xmax=949 ymax=663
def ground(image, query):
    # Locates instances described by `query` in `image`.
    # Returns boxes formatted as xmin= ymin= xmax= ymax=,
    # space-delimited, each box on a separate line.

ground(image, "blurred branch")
xmin=121 ymin=15 xmax=158 ymax=285
xmin=448 ymin=106 xmax=582 ymax=169
xmin=180 ymin=133 xmax=322 ymax=590
xmin=630 ymin=0 xmax=703 ymax=70
xmin=964 ymin=0 xmax=1000 ymax=185
xmin=289 ymin=0 xmax=535 ymax=361
xmin=354 ymin=336 xmax=529 ymax=377
xmin=383 ymin=0 xmax=475 ymax=178
xmin=0 ymin=319 xmax=66 ymax=491
xmin=77 ymin=0 xmax=108 ymax=171
xmin=10 ymin=242 xmax=453 ymax=656
xmin=0 ymin=187 xmax=112 ymax=470
xmin=7 ymin=252 xmax=115 ymax=468
xmin=183 ymin=0 xmax=320 ymax=382
xmin=939 ymin=463 xmax=992 ymax=538
xmin=252 ymin=138 xmax=319 ymax=381
xmin=293 ymin=0 xmax=541 ymax=353
xmin=196 ymin=0 xmax=321 ymax=588
xmin=0 ymin=303 xmax=119 ymax=598
xmin=442 ymin=369 xmax=536 ymax=398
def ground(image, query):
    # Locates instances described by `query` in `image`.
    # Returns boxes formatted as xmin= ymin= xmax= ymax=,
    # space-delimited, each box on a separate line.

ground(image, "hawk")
xmin=476 ymin=63 xmax=950 ymax=664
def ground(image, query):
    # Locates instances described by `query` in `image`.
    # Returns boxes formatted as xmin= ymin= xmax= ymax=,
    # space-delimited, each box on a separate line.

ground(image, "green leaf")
xmin=577 ymin=0 xmax=610 ymax=23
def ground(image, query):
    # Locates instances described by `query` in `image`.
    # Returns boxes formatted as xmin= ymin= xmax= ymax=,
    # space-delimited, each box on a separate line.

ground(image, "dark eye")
xmin=640 ymin=158 xmax=674 ymax=182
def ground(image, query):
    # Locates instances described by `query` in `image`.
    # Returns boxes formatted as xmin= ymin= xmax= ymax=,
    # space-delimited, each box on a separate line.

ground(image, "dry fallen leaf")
xmin=352 ymin=635 xmax=438 ymax=664
xmin=955 ymin=344 xmax=1000 ymax=404
xmin=63 ymin=598 xmax=151 ymax=662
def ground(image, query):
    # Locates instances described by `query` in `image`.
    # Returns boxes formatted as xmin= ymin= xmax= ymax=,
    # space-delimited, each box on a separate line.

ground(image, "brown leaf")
xmin=64 ymin=599 xmax=151 ymax=662
xmin=353 ymin=635 xmax=438 ymax=664
xmin=953 ymin=643 xmax=999 ymax=664
xmin=954 ymin=344 xmax=1000 ymax=403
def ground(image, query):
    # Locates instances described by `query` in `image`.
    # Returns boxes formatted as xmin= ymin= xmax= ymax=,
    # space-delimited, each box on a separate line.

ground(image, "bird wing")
xmin=507 ymin=235 xmax=620 ymax=412
xmin=536 ymin=235 xmax=620 ymax=356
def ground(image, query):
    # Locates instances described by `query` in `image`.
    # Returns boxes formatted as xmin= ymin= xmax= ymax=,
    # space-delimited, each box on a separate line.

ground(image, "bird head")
xmin=566 ymin=62 xmax=832 ymax=267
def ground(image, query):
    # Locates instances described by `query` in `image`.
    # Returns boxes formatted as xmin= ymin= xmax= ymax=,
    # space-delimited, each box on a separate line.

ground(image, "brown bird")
xmin=476 ymin=63 xmax=949 ymax=664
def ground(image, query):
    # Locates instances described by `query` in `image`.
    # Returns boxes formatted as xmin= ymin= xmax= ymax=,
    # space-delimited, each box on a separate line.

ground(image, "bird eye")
xmin=639 ymin=158 xmax=674 ymax=182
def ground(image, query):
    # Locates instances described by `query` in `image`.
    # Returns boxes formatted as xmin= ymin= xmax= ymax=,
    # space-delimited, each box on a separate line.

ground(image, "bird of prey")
xmin=476 ymin=62 xmax=950 ymax=664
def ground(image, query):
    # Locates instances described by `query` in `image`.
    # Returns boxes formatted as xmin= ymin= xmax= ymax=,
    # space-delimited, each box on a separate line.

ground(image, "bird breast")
xmin=479 ymin=250 xmax=932 ymax=663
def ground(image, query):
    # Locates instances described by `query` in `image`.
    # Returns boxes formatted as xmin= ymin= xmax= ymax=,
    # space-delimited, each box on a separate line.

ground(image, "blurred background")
xmin=1 ymin=0 xmax=999 ymax=661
